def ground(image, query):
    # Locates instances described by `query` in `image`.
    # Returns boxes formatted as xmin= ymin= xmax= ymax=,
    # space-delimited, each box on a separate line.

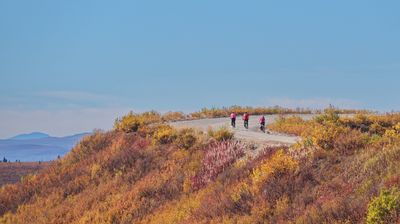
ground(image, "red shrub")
xmin=192 ymin=141 xmax=245 ymax=189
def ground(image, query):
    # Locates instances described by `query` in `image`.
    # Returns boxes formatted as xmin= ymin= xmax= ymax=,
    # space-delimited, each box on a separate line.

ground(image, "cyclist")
xmin=243 ymin=112 xmax=249 ymax=129
xmin=230 ymin=112 xmax=237 ymax=128
xmin=259 ymin=115 xmax=266 ymax=133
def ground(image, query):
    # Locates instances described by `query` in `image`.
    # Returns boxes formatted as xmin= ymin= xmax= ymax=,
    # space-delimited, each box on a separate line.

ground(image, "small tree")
xmin=3 ymin=157 xmax=7 ymax=163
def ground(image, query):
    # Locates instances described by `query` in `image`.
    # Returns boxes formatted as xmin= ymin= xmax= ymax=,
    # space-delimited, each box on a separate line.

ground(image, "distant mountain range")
xmin=10 ymin=132 xmax=51 ymax=140
xmin=0 ymin=132 xmax=90 ymax=162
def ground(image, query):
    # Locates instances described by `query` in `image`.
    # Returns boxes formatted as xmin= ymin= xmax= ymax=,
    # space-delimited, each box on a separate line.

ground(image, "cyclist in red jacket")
xmin=259 ymin=115 xmax=266 ymax=133
xmin=243 ymin=112 xmax=249 ymax=129
xmin=230 ymin=112 xmax=237 ymax=128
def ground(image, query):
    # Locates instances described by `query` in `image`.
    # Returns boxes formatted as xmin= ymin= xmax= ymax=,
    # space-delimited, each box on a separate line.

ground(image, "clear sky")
xmin=0 ymin=0 xmax=399 ymax=138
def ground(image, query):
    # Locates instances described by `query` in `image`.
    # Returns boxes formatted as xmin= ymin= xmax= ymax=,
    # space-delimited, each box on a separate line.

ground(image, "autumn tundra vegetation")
xmin=1 ymin=108 xmax=400 ymax=223
xmin=127 ymin=105 xmax=368 ymax=122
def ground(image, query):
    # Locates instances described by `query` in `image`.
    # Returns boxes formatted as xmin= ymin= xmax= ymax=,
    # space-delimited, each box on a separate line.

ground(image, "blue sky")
xmin=0 ymin=1 xmax=399 ymax=138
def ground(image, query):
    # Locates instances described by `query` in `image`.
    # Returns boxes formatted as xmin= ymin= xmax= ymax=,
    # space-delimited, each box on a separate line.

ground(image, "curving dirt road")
xmin=171 ymin=114 xmax=315 ymax=145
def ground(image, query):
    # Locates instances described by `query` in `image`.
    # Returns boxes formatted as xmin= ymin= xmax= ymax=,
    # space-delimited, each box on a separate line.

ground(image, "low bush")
xmin=114 ymin=111 xmax=162 ymax=133
xmin=314 ymin=108 xmax=340 ymax=125
xmin=152 ymin=125 xmax=177 ymax=145
xmin=207 ymin=127 xmax=234 ymax=142
xmin=192 ymin=141 xmax=245 ymax=189
xmin=162 ymin=111 xmax=187 ymax=122
xmin=267 ymin=116 xmax=310 ymax=136
xmin=333 ymin=129 xmax=368 ymax=155
xmin=367 ymin=188 xmax=400 ymax=224
xmin=175 ymin=128 xmax=197 ymax=150
xmin=307 ymin=123 xmax=346 ymax=150
xmin=251 ymin=150 xmax=298 ymax=193
xmin=341 ymin=113 xmax=400 ymax=135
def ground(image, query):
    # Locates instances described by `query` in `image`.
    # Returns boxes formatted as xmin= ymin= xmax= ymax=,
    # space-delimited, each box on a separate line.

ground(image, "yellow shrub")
xmin=251 ymin=150 xmax=298 ymax=192
xmin=367 ymin=188 xmax=400 ymax=224
xmin=231 ymin=182 xmax=251 ymax=203
xmin=383 ymin=129 xmax=400 ymax=144
xmin=308 ymin=123 xmax=347 ymax=150
xmin=268 ymin=116 xmax=312 ymax=136
xmin=114 ymin=112 xmax=143 ymax=132
xmin=152 ymin=125 xmax=177 ymax=145
xmin=315 ymin=109 xmax=340 ymax=124
xmin=384 ymin=129 xmax=397 ymax=138
xmin=395 ymin=123 xmax=400 ymax=132
xmin=208 ymin=127 xmax=234 ymax=141
xmin=114 ymin=111 xmax=162 ymax=133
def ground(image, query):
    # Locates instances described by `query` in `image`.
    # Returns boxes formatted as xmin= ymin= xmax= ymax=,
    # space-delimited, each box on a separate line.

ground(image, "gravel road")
xmin=171 ymin=114 xmax=315 ymax=145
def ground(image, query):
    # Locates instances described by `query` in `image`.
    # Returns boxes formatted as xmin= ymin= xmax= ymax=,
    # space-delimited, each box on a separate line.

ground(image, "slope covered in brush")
xmin=1 ymin=110 xmax=400 ymax=223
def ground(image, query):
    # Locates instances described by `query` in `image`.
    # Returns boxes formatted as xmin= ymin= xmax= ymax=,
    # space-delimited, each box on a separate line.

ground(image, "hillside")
xmin=1 ymin=110 xmax=400 ymax=223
